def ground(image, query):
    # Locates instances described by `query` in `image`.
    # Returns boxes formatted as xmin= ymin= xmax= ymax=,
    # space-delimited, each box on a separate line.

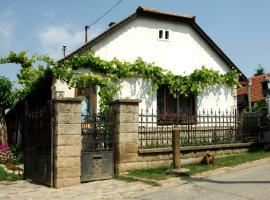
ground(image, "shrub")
xmin=0 ymin=144 xmax=16 ymax=164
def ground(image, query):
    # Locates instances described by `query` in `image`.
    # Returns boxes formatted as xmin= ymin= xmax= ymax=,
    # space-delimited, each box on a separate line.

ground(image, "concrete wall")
xmin=132 ymin=145 xmax=253 ymax=171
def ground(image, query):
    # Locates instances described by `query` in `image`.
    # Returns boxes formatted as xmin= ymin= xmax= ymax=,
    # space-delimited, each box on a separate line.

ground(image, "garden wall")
xmin=111 ymin=99 xmax=262 ymax=173
xmin=117 ymin=143 xmax=260 ymax=172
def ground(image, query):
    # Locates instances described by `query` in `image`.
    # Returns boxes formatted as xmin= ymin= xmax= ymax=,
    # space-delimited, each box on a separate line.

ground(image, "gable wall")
xmin=92 ymin=17 xmax=236 ymax=112
xmin=93 ymin=16 xmax=230 ymax=75
xmin=54 ymin=16 xmax=237 ymax=112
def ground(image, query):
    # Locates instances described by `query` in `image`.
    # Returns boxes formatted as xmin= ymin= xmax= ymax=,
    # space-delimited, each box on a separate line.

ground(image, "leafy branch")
xmin=0 ymin=50 xmax=240 ymax=111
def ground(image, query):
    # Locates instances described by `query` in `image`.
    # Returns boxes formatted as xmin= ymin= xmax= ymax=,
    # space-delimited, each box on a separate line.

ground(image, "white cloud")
xmin=38 ymin=24 xmax=104 ymax=60
xmin=38 ymin=25 xmax=84 ymax=59
xmin=0 ymin=9 xmax=15 ymax=52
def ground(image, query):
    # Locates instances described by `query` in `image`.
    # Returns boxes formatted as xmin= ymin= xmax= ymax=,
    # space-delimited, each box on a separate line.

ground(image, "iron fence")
xmin=81 ymin=113 xmax=114 ymax=152
xmin=138 ymin=109 xmax=263 ymax=149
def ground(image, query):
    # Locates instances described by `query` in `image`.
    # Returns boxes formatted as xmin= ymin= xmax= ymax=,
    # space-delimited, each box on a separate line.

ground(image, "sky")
xmin=1 ymin=0 xmax=270 ymax=82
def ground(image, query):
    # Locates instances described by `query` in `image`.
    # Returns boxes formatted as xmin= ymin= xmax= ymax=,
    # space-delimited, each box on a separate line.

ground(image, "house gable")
xmin=91 ymin=16 xmax=232 ymax=76
xmin=59 ymin=6 xmax=246 ymax=80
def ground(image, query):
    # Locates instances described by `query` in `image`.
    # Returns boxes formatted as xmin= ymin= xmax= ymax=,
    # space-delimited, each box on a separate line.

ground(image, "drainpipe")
xmin=247 ymin=78 xmax=252 ymax=112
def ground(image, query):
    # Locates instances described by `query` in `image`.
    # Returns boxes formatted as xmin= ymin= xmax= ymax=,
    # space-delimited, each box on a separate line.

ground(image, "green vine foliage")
xmin=0 ymin=50 xmax=240 ymax=111
xmin=0 ymin=51 xmax=54 ymax=101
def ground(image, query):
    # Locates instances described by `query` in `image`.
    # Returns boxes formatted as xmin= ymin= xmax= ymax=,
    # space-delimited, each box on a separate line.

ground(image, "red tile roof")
xmin=237 ymin=73 xmax=270 ymax=102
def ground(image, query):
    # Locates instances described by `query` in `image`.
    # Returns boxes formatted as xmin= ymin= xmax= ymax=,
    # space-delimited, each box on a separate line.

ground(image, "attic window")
xmin=158 ymin=30 xmax=170 ymax=40
xmin=165 ymin=30 xmax=169 ymax=39
xmin=159 ymin=30 xmax=163 ymax=39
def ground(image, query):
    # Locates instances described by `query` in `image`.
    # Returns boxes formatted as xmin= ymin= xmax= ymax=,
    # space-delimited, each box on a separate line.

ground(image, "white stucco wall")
xmin=113 ymin=77 xmax=157 ymax=113
xmin=92 ymin=17 xmax=229 ymax=75
xmin=52 ymin=79 xmax=75 ymax=99
xmin=53 ymin=16 xmax=237 ymax=112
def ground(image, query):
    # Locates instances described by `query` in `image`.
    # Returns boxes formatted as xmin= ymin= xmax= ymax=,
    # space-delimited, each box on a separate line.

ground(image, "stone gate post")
xmin=110 ymin=99 xmax=141 ymax=173
xmin=52 ymin=98 xmax=82 ymax=188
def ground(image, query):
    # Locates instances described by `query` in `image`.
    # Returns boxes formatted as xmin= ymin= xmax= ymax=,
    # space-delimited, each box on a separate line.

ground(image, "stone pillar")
xmin=110 ymin=99 xmax=141 ymax=173
xmin=52 ymin=98 xmax=82 ymax=188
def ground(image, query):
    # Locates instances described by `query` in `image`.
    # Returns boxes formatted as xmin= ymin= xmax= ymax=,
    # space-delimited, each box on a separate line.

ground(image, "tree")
xmin=254 ymin=64 xmax=265 ymax=76
xmin=0 ymin=76 xmax=13 ymax=144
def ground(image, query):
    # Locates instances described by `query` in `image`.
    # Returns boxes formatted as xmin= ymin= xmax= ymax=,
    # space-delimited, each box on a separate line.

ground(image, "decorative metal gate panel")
xmin=24 ymin=103 xmax=52 ymax=186
xmin=81 ymin=113 xmax=114 ymax=182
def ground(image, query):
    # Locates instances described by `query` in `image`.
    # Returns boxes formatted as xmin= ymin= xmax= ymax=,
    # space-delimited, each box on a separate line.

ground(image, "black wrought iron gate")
xmin=24 ymin=103 xmax=52 ymax=186
xmin=81 ymin=113 xmax=114 ymax=182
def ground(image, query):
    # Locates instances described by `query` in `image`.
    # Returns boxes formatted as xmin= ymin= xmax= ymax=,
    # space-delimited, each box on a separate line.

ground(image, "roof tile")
xmin=237 ymin=73 xmax=270 ymax=102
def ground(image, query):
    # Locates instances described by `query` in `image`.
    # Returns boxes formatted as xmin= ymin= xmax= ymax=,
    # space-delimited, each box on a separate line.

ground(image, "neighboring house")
xmin=53 ymin=6 xmax=245 ymax=115
xmin=237 ymin=74 xmax=269 ymax=111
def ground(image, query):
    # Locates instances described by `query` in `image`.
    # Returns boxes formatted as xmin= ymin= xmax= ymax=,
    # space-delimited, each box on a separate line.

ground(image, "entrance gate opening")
xmin=81 ymin=113 xmax=114 ymax=182
xmin=24 ymin=103 xmax=52 ymax=186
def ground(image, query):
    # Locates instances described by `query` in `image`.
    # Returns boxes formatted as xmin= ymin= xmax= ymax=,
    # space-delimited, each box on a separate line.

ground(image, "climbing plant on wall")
xmin=0 ymin=50 xmax=240 ymax=111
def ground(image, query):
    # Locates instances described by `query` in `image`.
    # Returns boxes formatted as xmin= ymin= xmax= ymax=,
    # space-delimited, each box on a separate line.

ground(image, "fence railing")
xmin=81 ymin=113 xmax=114 ymax=152
xmin=138 ymin=109 xmax=263 ymax=149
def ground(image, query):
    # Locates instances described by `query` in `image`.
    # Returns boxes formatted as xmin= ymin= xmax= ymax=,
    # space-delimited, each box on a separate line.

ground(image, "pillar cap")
xmin=109 ymin=99 xmax=142 ymax=105
xmin=51 ymin=97 xmax=83 ymax=103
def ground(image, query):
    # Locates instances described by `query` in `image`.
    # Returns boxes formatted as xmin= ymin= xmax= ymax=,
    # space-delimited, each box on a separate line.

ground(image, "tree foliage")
xmin=252 ymin=100 xmax=267 ymax=112
xmin=254 ymin=64 xmax=265 ymax=76
xmin=0 ymin=76 xmax=13 ymax=110
xmin=0 ymin=51 xmax=54 ymax=101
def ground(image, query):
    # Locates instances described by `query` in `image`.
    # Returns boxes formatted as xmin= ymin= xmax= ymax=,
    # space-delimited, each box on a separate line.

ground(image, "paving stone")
xmin=0 ymin=179 xmax=159 ymax=200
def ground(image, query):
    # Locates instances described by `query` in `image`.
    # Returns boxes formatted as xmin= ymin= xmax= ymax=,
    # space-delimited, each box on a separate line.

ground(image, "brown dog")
xmin=201 ymin=153 xmax=215 ymax=165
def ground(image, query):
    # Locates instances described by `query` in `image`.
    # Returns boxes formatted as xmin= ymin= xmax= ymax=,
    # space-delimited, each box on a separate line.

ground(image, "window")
xmin=159 ymin=30 xmax=163 ymax=39
xmin=158 ymin=30 xmax=170 ymax=40
xmin=75 ymin=86 xmax=97 ymax=116
xmin=157 ymin=86 xmax=196 ymax=124
xmin=157 ymin=85 xmax=195 ymax=115
xmin=165 ymin=30 xmax=169 ymax=39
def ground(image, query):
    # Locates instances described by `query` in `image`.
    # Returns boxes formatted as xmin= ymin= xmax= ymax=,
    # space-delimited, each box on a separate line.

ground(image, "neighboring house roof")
xmin=58 ymin=6 xmax=247 ymax=80
xmin=237 ymin=73 xmax=270 ymax=102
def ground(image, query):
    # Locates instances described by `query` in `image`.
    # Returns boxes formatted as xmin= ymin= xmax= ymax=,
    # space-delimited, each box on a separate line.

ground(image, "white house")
xmin=53 ymin=6 xmax=246 ymax=115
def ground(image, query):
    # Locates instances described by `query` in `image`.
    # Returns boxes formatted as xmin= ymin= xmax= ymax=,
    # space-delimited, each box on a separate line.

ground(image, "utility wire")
xmin=89 ymin=0 xmax=123 ymax=27
xmin=45 ymin=0 xmax=124 ymax=58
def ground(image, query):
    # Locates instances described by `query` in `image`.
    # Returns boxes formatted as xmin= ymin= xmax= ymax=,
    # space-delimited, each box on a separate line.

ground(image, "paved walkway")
xmin=1 ymin=158 xmax=270 ymax=200
xmin=0 ymin=178 xmax=158 ymax=200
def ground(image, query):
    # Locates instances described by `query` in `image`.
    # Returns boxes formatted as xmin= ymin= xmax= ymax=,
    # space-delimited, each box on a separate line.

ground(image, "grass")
xmin=116 ymin=151 xmax=270 ymax=184
xmin=186 ymin=150 xmax=270 ymax=175
xmin=0 ymin=167 xmax=22 ymax=182
xmin=128 ymin=165 xmax=171 ymax=181
xmin=114 ymin=175 xmax=161 ymax=186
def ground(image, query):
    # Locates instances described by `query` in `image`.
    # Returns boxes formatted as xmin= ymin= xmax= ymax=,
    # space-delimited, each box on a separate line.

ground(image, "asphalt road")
xmin=136 ymin=162 xmax=270 ymax=200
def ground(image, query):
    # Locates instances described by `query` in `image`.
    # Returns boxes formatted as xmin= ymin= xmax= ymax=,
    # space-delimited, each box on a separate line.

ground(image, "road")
xmin=135 ymin=162 xmax=270 ymax=200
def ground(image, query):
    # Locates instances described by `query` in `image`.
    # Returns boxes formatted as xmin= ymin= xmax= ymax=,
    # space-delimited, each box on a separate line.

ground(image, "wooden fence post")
xmin=172 ymin=128 xmax=180 ymax=169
